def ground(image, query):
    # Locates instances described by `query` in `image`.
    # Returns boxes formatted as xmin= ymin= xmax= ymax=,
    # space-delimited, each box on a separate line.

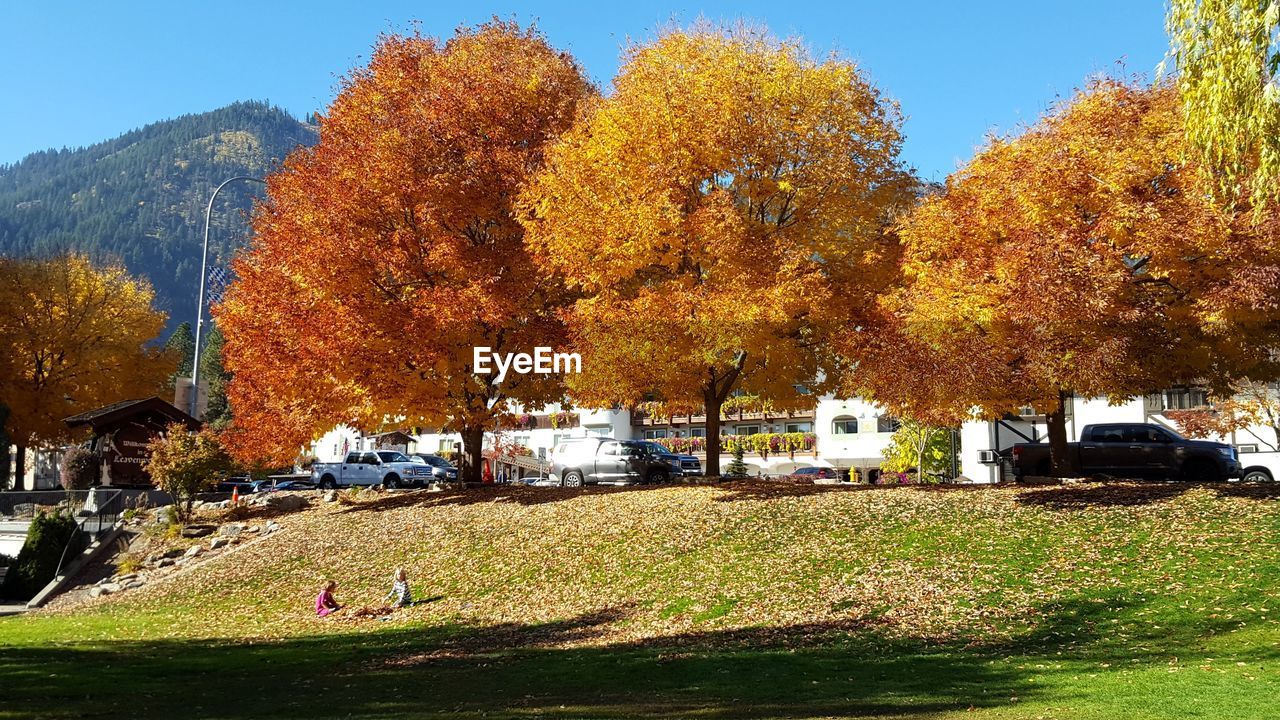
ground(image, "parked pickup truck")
xmin=1010 ymin=423 xmax=1241 ymax=482
xmin=311 ymin=451 xmax=435 ymax=489
xmin=550 ymin=438 xmax=679 ymax=487
xmin=635 ymin=441 xmax=702 ymax=476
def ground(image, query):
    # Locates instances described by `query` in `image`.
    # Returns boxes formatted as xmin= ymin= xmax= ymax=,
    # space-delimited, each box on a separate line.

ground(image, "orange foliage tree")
xmin=217 ymin=22 xmax=592 ymax=483
xmin=520 ymin=25 xmax=912 ymax=475
xmin=1165 ymin=380 xmax=1280 ymax=449
xmin=846 ymin=80 xmax=1280 ymax=476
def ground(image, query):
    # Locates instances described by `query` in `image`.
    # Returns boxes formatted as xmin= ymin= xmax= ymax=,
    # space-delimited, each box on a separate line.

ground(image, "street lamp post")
xmin=190 ymin=176 xmax=265 ymax=418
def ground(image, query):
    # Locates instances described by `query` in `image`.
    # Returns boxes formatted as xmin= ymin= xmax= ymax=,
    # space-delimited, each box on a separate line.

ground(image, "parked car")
xmin=216 ymin=477 xmax=255 ymax=494
xmin=251 ymin=478 xmax=317 ymax=493
xmin=311 ymin=451 xmax=434 ymax=489
xmin=788 ymin=466 xmax=838 ymax=481
xmin=550 ymin=438 xmax=676 ymax=487
xmin=1010 ymin=423 xmax=1241 ymax=482
xmin=635 ymin=440 xmax=701 ymax=476
xmin=408 ymin=453 xmax=459 ymax=484
xmin=1229 ymin=450 xmax=1280 ymax=483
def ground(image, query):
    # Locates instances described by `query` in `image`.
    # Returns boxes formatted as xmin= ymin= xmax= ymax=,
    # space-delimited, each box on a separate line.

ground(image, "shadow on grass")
xmin=0 ymin=618 xmax=1021 ymax=719
xmin=1014 ymin=481 xmax=1191 ymax=509
xmin=1014 ymin=478 xmax=1280 ymax=509
xmin=1215 ymin=481 xmax=1280 ymax=500
xmin=334 ymin=484 xmax=657 ymax=514
xmin=4 ymin=592 xmax=1274 ymax=720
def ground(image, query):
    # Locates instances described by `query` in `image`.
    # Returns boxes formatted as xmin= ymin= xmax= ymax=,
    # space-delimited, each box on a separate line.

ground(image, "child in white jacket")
xmin=384 ymin=567 xmax=412 ymax=608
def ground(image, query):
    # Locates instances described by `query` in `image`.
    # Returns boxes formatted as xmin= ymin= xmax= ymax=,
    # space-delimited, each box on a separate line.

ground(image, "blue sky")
xmin=0 ymin=2 xmax=1169 ymax=181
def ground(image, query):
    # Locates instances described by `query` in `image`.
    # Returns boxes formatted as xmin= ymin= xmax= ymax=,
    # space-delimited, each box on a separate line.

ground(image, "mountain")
xmin=0 ymin=101 xmax=318 ymax=330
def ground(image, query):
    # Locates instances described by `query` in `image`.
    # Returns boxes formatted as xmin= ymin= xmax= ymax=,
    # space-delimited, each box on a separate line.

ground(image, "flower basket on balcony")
xmin=515 ymin=413 xmax=534 ymax=430
xmin=550 ymin=410 xmax=575 ymax=429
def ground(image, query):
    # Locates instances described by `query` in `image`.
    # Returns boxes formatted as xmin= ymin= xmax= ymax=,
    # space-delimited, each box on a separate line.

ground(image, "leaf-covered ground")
xmin=3 ymin=481 xmax=1279 ymax=719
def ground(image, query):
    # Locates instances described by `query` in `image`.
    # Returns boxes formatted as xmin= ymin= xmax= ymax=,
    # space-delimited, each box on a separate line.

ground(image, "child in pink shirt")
xmin=315 ymin=580 xmax=341 ymax=617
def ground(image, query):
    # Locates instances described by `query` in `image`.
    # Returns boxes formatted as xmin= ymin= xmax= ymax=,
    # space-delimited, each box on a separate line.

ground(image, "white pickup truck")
xmin=311 ymin=451 xmax=433 ymax=489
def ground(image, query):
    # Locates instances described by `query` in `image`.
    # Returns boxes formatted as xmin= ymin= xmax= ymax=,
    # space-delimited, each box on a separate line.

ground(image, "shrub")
xmin=1 ymin=509 xmax=79 ymax=601
xmin=59 ymin=446 xmax=98 ymax=491
xmin=726 ymin=443 xmax=747 ymax=477
xmin=145 ymin=424 xmax=233 ymax=522
xmin=115 ymin=553 xmax=142 ymax=575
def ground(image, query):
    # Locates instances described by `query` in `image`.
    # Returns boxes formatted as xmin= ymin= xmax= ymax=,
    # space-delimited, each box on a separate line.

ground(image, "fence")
xmin=53 ymin=488 xmax=125 ymax=578
xmin=0 ymin=489 xmax=94 ymax=519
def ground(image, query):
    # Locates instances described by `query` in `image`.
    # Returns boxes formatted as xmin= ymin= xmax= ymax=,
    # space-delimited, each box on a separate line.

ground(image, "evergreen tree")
xmin=0 ymin=101 xmax=317 ymax=336
xmin=163 ymin=321 xmax=195 ymax=387
xmin=199 ymin=324 xmax=232 ymax=428
xmin=726 ymin=442 xmax=747 ymax=477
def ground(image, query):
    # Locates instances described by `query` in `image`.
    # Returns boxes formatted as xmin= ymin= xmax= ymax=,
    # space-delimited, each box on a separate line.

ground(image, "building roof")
xmin=64 ymin=397 xmax=201 ymax=432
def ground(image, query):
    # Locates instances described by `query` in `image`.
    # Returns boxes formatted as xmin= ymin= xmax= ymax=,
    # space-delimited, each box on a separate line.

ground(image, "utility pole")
xmin=190 ymin=176 xmax=265 ymax=418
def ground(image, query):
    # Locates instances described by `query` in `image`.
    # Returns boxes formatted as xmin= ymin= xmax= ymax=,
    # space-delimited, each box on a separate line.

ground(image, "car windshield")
xmin=376 ymin=451 xmax=410 ymax=463
xmin=415 ymin=455 xmax=452 ymax=468
xmin=639 ymin=441 xmax=669 ymax=454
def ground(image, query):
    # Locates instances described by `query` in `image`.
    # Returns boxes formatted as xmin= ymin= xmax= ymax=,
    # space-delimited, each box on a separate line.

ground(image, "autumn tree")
xmin=1166 ymin=379 xmax=1280 ymax=448
xmin=217 ymin=22 xmax=592 ymax=483
xmin=879 ymin=417 xmax=954 ymax=484
xmin=859 ymin=81 xmax=1280 ymax=477
xmin=520 ymin=24 xmax=911 ymax=476
xmin=0 ymin=254 xmax=175 ymax=489
xmin=145 ymin=424 xmax=232 ymax=522
xmin=1165 ymin=0 xmax=1280 ymax=206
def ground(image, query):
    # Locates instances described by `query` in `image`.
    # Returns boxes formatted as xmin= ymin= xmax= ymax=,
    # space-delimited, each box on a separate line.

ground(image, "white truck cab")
xmin=312 ymin=451 xmax=432 ymax=489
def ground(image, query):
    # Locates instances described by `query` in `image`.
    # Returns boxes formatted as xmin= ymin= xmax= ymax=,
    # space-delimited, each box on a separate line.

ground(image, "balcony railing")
xmin=631 ymin=407 xmax=815 ymax=427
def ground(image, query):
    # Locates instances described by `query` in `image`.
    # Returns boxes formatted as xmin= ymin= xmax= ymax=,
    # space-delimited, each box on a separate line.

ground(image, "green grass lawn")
xmin=2 ymin=481 xmax=1279 ymax=719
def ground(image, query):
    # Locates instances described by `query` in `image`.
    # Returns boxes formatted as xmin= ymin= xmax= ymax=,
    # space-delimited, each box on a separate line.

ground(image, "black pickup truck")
xmin=1010 ymin=423 xmax=1241 ymax=482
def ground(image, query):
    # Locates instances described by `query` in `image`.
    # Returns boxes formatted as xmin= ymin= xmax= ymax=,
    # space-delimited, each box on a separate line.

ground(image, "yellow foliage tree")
xmin=855 ymin=81 xmax=1280 ymax=476
xmin=521 ymin=24 xmax=912 ymax=475
xmin=0 ymin=254 xmax=174 ymax=465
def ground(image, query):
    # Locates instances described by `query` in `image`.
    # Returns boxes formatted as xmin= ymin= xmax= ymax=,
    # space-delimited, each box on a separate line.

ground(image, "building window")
xmin=876 ymin=416 xmax=901 ymax=433
xmin=689 ymin=426 xmax=706 ymax=438
xmin=736 ymin=425 xmax=760 ymax=435
xmin=832 ymin=417 xmax=858 ymax=435
xmin=1163 ymin=387 xmax=1207 ymax=410
xmin=785 ymin=421 xmax=812 ymax=433
xmin=644 ymin=429 xmax=668 ymax=439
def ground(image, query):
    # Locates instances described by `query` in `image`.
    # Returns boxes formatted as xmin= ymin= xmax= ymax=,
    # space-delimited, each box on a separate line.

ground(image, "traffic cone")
xmin=231 ymin=485 xmax=240 ymax=506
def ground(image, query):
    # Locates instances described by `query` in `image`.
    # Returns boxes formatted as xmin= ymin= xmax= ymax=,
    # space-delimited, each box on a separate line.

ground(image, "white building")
xmin=311 ymin=396 xmax=908 ymax=481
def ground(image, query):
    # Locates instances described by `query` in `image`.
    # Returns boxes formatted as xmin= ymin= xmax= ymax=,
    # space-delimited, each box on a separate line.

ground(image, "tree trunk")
xmin=12 ymin=446 xmax=27 ymax=491
xmin=704 ymin=388 xmax=724 ymax=477
xmin=1046 ymin=389 xmax=1077 ymax=478
xmin=458 ymin=425 xmax=485 ymax=486
xmin=0 ymin=404 xmax=9 ymax=490
xmin=916 ymin=441 xmax=926 ymax=484
xmin=701 ymin=352 xmax=747 ymax=479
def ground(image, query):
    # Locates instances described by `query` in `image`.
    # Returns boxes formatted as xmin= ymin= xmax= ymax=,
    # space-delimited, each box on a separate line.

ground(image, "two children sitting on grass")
xmin=315 ymin=567 xmax=412 ymax=617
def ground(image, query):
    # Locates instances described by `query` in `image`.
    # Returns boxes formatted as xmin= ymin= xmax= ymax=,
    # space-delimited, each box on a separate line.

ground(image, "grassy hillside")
xmin=3 ymin=481 xmax=1279 ymax=719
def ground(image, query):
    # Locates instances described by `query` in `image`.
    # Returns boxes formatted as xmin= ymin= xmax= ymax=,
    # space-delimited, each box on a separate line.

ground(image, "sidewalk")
xmin=0 ymin=603 xmax=28 ymax=617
